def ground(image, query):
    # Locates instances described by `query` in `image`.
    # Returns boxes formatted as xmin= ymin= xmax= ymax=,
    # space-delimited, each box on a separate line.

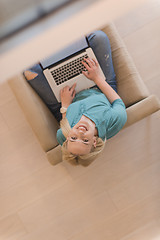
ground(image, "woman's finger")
xmin=82 ymin=60 xmax=90 ymax=71
xmin=82 ymin=70 xmax=89 ymax=78
xmin=70 ymin=83 xmax=76 ymax=94
xmin=89 ymin=58 xmax=95 ymax=66
xmin=92 ymin=58 xmax=98 ymax=66
xmin=83 ymin=58 xmax=91 ymax=66
xmin=72 ymin=90 xmax=76 ymax=98
xmin=62 ymin=86 xmax=67 ymax=92
xmin=70 ymin=83 xmax=76 ymax=91
xmin=84 ymin=57 xmax=95 ymax=67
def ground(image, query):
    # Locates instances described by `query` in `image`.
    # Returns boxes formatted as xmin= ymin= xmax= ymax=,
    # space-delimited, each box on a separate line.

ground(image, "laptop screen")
xmin=40 ymin=36 xmax=88 ymax=69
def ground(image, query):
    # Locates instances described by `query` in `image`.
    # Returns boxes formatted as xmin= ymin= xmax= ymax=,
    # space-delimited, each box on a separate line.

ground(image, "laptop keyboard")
xmin=51 ymin=54 xmax=88 ymax=86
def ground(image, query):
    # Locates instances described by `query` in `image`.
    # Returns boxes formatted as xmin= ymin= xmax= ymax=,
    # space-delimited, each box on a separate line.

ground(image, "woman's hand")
xmin=82 ymin=58 xmax=105 ymax=84
xmin=60 ymin=83 xmax=76 ymax=108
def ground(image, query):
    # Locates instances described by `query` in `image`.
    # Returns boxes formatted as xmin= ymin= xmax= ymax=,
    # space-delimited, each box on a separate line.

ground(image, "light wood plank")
xmin=0 ymin=164 xmax=72 ymax=219
xmin=108 ymin=160 xmax=160 ymax=210
xmin=0 ymin=214 xmax=27 ymax=240
xmin=17 ymin=191 xmax=117 ymax=240
xmin=119 ymin=221 xmax=160 ymax=240
xmin=0 ymin=140 xmax=49 ymax=193
xmin=122 ymin=17 xmax=160 ymax=83
xmin=0 ymin=124 xmax=37 ymax=163
xmin=0 ymin=82 xmax=14 ymax=106
xmin=69 ymin=191 xmax=160 ymax=240
xmin=115 ymin=0 xmax=160 ymax=37
xmin=17 ymin=182 xmax=117 ymax=233
xmin=145 ymin=73 xmax=160 ymax=99
xmin=0 ymin=112 xmax=9 ymax=134
xmin=0 ymin=98 xmax=27 ymax=130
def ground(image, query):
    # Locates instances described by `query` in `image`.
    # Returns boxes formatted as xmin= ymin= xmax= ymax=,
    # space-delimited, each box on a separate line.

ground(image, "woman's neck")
xmin=81 ymin=115 xmax=98 ymax=136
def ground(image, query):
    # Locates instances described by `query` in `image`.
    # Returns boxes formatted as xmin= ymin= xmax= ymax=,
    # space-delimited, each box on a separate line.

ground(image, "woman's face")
xmin=67 ymin=116 xmax=97 ymax=155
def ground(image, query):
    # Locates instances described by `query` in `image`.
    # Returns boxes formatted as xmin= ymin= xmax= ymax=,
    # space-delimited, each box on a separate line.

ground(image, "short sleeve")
xmin=106 ymin=99 xmax=127 ymax=139
xmin=56 ymin=128 xmax=66 ymax=146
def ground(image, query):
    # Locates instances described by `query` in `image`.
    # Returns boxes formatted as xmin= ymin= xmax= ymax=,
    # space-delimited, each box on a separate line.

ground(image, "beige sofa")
xmin=9 ymin=22 xmax=160 ymax=165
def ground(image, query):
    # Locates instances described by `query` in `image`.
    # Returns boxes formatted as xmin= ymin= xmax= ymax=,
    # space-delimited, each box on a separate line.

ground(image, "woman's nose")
xmin=77 ymin=129 xmax=85 ymax=137
xmin=78 ymin=131 xmax=84 ymax=137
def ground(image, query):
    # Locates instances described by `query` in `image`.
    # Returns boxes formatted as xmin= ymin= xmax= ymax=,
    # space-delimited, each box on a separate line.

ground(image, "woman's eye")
xmin=83 ymin=139 xmax=89 ymax=143
xmin=71 ymin=137 xmax=77 ymax=140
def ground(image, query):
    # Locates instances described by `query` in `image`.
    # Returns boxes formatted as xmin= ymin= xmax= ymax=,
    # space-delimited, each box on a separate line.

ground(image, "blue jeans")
xmin=26 ymin=30 xmax=117 ymax=122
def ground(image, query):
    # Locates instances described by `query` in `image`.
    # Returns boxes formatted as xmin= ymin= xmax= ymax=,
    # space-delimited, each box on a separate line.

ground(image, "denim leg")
xmin=25 ymin=31 xmax=116 ymax=122
xmin=87 ymin=30 xmax=117 ymax=92
xmin=24 ymin=64 xmax=62 ymax=122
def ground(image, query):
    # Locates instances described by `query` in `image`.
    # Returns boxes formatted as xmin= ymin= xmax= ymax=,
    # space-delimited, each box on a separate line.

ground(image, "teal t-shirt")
xmin=56 ymin=88 xmax=127 ymax=145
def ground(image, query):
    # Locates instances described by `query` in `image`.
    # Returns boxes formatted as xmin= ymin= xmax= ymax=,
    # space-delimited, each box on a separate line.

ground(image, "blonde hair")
xmin=60 ymin=117 xmax=105 ymax=167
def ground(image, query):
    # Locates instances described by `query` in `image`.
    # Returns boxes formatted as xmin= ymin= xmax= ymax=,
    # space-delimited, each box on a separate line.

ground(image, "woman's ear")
xmin=93 ymin=136 xmax=97 ymax=148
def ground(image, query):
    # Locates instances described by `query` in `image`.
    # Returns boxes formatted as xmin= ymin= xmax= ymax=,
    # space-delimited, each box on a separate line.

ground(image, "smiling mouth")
xmin=78 ymin=125 xmax=88 ymax=131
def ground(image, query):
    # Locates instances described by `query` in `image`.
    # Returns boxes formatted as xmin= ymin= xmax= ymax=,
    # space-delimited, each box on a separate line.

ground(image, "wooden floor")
xmin=0 ymin=0 xmax=160 ymax=239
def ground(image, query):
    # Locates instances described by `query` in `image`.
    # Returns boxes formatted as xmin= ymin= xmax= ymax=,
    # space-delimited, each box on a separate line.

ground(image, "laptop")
xmin=40 ymin=36 xmax=104 ymax=102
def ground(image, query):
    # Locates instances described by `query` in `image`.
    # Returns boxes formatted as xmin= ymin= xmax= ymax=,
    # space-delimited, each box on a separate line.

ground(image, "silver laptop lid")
xmin=40 ymin=36 xmax=88 ymax=69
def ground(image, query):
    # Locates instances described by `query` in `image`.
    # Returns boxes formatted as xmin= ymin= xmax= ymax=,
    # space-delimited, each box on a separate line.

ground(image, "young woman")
xmin=24 ymin=30 xmax=127 ymax=166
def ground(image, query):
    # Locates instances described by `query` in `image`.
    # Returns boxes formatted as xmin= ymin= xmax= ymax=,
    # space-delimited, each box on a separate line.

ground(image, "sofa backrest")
xmin=102 ymin=23 xmax=149 ymax=107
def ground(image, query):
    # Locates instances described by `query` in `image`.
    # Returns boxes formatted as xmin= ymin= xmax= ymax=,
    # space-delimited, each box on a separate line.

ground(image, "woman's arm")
xmin=60 ymin=83 xmax=76 ymax=118
xmin=94 ymin=78 xmax=121 ymax=104
xmin=82 ymin=58 xmax=121 ymax=104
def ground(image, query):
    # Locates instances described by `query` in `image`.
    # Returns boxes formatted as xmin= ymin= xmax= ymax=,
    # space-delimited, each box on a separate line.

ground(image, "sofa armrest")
xmin=47 ymin=145 xmax=62 ymax=165
xmin=9 ymin=74 xmax=59 ymax=152
xmin=124 ymin=95 xmax=160 ymax=128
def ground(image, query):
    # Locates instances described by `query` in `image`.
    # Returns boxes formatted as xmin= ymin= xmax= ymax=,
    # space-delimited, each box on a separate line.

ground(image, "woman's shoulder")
xmin=111 ymin=98 xmax=126 ymax=109
xmin=105 ymin=99 xmax=127 ymax=139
